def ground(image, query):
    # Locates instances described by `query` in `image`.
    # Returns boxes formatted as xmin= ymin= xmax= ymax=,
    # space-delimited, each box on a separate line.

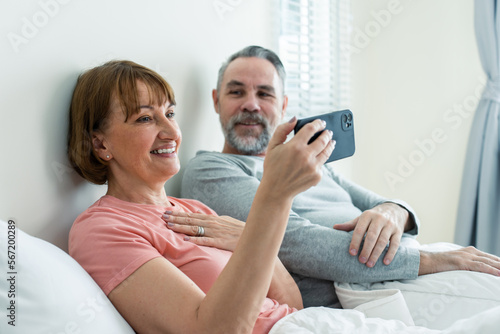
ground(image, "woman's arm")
xmin=164 ymin=212 xmax=303 ymax=309
xmin=269 ymin=258 xmax=303 ymax=309
xmin=109 ymin=118 xmax=333 ymax=333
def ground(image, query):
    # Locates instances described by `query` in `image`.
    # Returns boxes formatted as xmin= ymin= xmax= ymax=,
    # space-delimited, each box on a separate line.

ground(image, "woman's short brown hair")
xmin=67 ymin=60 xmax=176 ymax=184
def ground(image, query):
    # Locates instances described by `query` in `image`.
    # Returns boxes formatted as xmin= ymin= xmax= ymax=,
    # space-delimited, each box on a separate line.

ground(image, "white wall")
xmin=0 ymin=0 xmax=277 ymax=251
xmin=349 ymin=0 xmax=483 ymax=244
xmin=0 ymin=0 xmax=482 ymax=251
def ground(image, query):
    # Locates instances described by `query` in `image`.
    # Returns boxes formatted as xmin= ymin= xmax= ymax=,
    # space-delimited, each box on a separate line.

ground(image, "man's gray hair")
xmin=216 ymin=45 xmax=286 ymax=96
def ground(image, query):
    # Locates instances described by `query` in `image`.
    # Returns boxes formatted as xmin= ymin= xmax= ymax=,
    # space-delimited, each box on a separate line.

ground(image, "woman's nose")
xmin=158 ymin=118 xmax=181 ymax=140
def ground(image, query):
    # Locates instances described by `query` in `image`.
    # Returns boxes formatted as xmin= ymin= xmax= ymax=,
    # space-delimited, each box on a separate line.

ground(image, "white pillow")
xmin=0 ymin=220 xmax=135 ymax=333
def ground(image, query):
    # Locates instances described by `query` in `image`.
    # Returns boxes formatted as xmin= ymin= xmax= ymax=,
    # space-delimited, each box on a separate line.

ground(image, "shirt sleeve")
xmin=69 ymin=210 xmax=162 ymax=295
xmin=324 ymin=165 xmax=420 ymax=236
xmin=181 ymin=153 xmax=420 ymax=285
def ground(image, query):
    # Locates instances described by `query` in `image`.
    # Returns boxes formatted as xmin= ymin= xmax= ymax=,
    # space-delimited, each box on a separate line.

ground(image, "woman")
xmin=67 ymin=60 xmax=334 ymax=333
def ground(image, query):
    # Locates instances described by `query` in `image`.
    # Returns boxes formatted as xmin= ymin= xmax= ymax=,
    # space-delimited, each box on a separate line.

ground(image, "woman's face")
xmin=96 ymin=80 xmax=182 ymax=187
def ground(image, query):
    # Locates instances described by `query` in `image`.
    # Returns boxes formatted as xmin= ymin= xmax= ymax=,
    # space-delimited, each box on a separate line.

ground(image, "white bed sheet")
xmin=271 ymin=242 xmax=500 ymax=333
xmin=270 ymin=305 xmax=500 ymax=334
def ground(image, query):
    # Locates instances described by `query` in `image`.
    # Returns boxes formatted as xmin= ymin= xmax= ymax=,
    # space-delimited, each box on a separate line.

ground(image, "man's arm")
xmin=325 ymin=165 xmax=419 ymax=266
xmin=334 ymin=202 xmax=414 ymax=267
xmin=181 ymin=152 xmax=421 ymax=284
xmin=325 ymin=165 xmax=420 ymax=236
xmin=419 ymin=247 xmax=500 ymax=276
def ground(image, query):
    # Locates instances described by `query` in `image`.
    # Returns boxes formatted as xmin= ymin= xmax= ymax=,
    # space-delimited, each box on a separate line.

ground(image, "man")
xmin=181 ymin=45 xmax=500 ymax=308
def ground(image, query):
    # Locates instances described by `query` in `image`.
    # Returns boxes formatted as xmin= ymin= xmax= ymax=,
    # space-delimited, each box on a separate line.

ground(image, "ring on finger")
xmin=196 ymin=226 xmax=205 ymax=237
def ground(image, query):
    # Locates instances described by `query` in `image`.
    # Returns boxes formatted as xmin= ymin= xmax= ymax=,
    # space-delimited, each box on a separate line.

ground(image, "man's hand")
xmin=333 ymin=202 xmax=414 ymax=267
xmin=419 ymin=247 xmax=500 ymax=276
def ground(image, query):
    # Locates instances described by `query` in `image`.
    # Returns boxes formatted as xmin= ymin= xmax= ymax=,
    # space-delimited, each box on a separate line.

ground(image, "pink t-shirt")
xmin=69 ymin=195 xmax=295 ymax=333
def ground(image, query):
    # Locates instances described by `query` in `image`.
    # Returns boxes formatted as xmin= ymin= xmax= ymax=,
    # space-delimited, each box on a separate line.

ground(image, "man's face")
xmin=213 ymin=57 xmax=287 ymax=156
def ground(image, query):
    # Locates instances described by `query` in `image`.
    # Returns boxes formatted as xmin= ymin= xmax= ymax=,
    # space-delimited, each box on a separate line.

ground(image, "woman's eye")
xmin=166 ymin=112 xmax=175 ymax=119
xmin=137 ymin=116 xmax=152 ymax=122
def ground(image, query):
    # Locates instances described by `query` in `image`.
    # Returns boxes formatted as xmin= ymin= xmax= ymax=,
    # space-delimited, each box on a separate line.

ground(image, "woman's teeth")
xmin=151 ymin=148 xmax=175 ymax=154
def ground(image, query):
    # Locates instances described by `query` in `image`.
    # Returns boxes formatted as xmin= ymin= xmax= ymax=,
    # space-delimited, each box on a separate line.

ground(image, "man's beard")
xmin=223 ymin=112 xmax=272 ymax=155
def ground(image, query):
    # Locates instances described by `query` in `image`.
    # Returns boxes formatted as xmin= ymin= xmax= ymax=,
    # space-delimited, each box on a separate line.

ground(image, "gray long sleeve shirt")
xmin=181 ymin=151 xmax=421 ymax=308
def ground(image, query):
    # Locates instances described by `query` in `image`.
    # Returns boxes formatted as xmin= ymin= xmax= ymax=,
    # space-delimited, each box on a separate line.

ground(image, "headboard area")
xmin=0 ymin=0 xmax=275 ymax=252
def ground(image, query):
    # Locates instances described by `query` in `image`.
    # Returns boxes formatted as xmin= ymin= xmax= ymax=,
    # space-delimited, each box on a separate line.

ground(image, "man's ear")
xmin=212 ymin=89 xmax=220 ymax=114
xmin=281 ymin=95 xmax=289 ymax=119
xmin=92 ymin=131 xmax=111 ymax=160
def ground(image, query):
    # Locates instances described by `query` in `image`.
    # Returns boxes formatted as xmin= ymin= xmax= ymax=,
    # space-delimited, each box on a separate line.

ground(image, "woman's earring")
xmin=106 ymin=155 xmax=110 ymax=159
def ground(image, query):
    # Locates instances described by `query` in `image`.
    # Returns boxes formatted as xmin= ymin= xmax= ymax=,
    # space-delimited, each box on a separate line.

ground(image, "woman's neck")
xmin=106 ymin=177 xmax=171 ymax=206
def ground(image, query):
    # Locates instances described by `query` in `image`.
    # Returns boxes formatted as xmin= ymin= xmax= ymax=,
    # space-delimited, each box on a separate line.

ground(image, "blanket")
xmin=270 ymin=242 xmax=500 ymax=333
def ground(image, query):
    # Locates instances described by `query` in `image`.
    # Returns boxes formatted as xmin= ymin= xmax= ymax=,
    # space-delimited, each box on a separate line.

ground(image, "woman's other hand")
xmin=163 ymin=211 xmax=244 ymax=252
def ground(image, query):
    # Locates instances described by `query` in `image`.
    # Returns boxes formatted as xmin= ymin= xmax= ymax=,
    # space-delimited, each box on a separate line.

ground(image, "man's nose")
xmin=240 ymin=94 xmax=261 ymax=112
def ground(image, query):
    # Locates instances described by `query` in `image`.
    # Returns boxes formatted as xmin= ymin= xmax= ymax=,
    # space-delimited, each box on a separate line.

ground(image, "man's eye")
xmin=229 ymin=90 xmax=242 ymax=95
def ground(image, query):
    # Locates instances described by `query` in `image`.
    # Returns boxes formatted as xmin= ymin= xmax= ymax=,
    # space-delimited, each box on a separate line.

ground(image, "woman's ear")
xmin=92 ymin=131 xmax=112 ymax=161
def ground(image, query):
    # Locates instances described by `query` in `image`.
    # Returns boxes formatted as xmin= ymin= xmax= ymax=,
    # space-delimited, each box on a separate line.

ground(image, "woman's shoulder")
xmin=73 ymin=196 xmax=132 ymax=223
xmin=70 ymin=196 xmax=159 ymax=239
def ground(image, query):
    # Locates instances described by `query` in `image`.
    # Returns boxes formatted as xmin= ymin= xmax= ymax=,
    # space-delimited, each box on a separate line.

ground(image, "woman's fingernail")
xmin=288 ymin=116 xmax=297 ymax=123
xmin=321 ymin=120 xmax=327 ymax=127
xmin=162 ymin=214 xmax=170 ymax=219
xmin=164 ymin=210 xmax=172 ymax=214
xmin=184 ymin=236 xmax=190 ymax=241
xmin=167 ymin=222 xmax=174 ymax=227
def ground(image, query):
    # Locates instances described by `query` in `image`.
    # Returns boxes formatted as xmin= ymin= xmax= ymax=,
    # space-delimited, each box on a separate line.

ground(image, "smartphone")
xmin=293 ymin=109 xmax=355 ymax=163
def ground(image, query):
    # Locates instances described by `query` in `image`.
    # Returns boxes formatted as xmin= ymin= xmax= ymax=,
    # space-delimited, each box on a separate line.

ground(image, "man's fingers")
xmin=356 ymin=221 xmax=383 ymax=264
xmin=365 ymin=228 xmax=393 ymax=267
xmin=464 ymin=247 xmax=500 ymax=272
xmin=472 ymin=247 xmax=500 ymax=263
xmin=422 ymin=247 xmax=500 ymax=276
xmin=333 ymin=220 xmax=356 ymax=232
xmin=347 ymin=217 xmax=365 ymax=256
xmin=382 ymin=234 xmax=401 ymax=265
xmin=467 ymin=259 xmax=500 ymax=276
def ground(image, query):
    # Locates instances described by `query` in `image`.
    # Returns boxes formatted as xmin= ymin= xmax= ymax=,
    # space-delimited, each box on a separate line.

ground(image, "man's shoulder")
xmin=188 ymin=150 xmax=230 ymax=163
xmin=181 ymin=151 xmax=263 ymax=200
xmin=186 ymin=150 xmax=263 ymax=170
